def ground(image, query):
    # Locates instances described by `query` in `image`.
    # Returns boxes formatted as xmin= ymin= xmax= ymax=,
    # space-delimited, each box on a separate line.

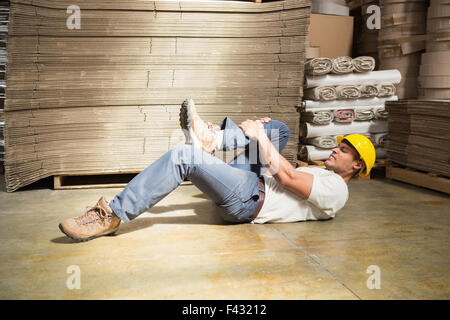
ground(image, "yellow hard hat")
xmin=336 ymin=134 xmax=376 ymax=177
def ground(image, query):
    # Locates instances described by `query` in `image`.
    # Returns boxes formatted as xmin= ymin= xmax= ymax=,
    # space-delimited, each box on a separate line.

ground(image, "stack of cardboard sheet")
xmin=299 ymin=56 xmax=399 ymax=162
xmin=4 ymin=0 xmax=312 ymax=192
xmin=0 ymin=1 xmax=8 ymax=170
xmin=386 ymin=100 xmax=450 ymax=177
xmin=377 ymin=0 xmax=429 ymax=99
xmin=418 ymin=0 xmax=450 ymax=99
xmin=306 ymin=11 xmax=354 ymax=58
xmin=306 ymin=1 xmax=352 ymax=58
xmin=347 ymin=0 xmax=380 ymax=68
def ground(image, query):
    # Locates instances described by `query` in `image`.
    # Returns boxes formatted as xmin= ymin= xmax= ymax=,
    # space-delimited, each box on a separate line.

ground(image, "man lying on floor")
xmin=59 ymin=98 xmax=376 ymax=242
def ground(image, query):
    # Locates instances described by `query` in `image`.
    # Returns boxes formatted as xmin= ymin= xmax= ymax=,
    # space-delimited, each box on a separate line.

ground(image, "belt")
xmin=251 ymin=178 xmax=265 ymax=219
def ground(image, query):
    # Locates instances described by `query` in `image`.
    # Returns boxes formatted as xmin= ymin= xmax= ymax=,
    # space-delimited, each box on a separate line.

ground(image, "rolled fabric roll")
xmin=360 ymin=84 xmax=379 ymax=98
xmin=304 ymin=96 xmax=398 ymax=109
xmin=301 ymin=110 xmax=334 ymax=125
xmin=334 ymin=109 xmax=356 ymax=123
xmin=331 ymin=56 xmax=354 ymax=74
xmin=352 ymin=56 xmax=376 ymax=73
xmin=304 ymin=86 xmax=338 ymax=101
xmin=305 ymin=136 xmax=338 ymax=149
xmin=354 ymin=108 xmax=375 ymax=121
xmin=373 ymin=106 xmax=389 ymax=119
xmin=305 ymin=70 xmax=402 ymax=88
xmin=301 ymin=120 xmax=388 ymax=138
xmin=299 ymin=145 xmax=333 ymax=161
xmin=372 ymin=132 xmax=388 ymax=146
xmin=305 ymin=58 xmax=333 ymax=76
xmin=377 ymin=84 xmax=396 ymax=97
xmin=336 ymin=85 xmax=361 ymax=100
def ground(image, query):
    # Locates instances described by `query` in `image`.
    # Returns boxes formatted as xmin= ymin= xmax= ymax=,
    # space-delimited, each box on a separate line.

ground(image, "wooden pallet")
xmin=53 ymin=171 xmax=193 ymax=190
xmin=52 ymin=158 xmax=391 ymax=190
xmin=373 ymin=159 xmax=389 ymax=168
xmin=54 ymin=171 xmax=141 ymax=190
xmin=386 ymin=164 xmax=450 ymax=195
xmin=296 ymin=160 xmax=326 ymax=168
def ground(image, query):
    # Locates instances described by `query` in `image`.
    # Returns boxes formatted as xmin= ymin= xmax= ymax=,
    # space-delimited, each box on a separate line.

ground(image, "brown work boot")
xmin=179 ymin=98 xmax=221 ymax=153
xmin=59 ymin=196 xmax=121 ymax=242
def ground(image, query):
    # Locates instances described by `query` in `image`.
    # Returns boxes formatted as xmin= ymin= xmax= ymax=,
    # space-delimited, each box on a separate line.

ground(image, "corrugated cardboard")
xmin=378 ymin=41 xmax=425 ymax=57
xmin=381 ymin=2 xmax=428 ymax=15
xmin=307 ymin=14 xmax=354 ymax=58
xmin=0 ymin=2 xmax=8 ymax=168
xmin=427 ymin=4 xmax=450 ymax=18
xmin=425 ymin=40 xmax=450 ymax=51
xmin=386 ymin=99 xmax=450 ymax=177
xmin=421 ymin=51 xmax=450 ymax=64
xmin=311 ymin=0 xmax=350 ymax=16
xmin=418 ymin=76 xmax=450 ymax=88
xmin=418 ymin=88 xmax=450 ymax=99
xmin=430 ymin=0 xmax=450 ymax=6
xmin=380 ymin=54 xmax=421 ymax=68
xmin=420 ymin=63 xmax=450 ymax=76
xmin=377 ymin=1 xmax=428 ymax=99
xmin=306 ymin=45 xmax=321 ymax=58
xmin=4 ymin=0 xmax=312 ymax=192
xmin=427 ymin=18 xmax=450 ymax=33
xmin=418 ymin=1 xmax=450 ymax=100
xmin=381 ymin=11 xmax=426 ymax=27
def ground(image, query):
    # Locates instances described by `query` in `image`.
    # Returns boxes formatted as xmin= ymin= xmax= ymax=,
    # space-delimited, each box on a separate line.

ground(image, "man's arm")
xmin=239 ymin=119 xmax=314 ymax=199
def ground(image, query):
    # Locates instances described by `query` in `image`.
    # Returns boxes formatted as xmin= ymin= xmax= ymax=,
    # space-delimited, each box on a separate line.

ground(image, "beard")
xmin=325 ymin=160 xmax=335 ymax=172
xmin=324 ymin=158 xmax=345 ymax=174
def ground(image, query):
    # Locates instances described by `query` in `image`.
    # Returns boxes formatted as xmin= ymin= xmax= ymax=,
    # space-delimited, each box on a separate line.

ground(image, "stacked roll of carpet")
xmin=300 ymin=55 xmax=400 ymax=162
xmin=3 ymin=0 xmax=312 ymax=192
xmin=418 ymin=0 xmax=450 ymax=99
xmin=386 ymin=100 xmax=450 ymax=177
xmin=377 ymin=0 xmax=429 ymax=99
xmin=0 ymin=1 xmax=8 ymax=171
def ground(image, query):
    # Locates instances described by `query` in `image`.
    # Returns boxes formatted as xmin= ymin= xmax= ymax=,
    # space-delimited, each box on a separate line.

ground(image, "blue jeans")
xmin=109 ymin=117 xmax=290 ymax=223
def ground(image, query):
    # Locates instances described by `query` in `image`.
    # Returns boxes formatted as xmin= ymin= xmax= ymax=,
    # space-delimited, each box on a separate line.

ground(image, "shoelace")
xmin=75 ymin=204 xmax=110 ymax=226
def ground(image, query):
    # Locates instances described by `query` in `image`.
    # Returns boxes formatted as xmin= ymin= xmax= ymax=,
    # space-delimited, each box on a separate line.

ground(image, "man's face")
xmin=324 ymin=142 xmax=361 ymax=175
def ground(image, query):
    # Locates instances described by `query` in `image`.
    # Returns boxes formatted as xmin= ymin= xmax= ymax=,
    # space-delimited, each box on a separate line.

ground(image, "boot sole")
xmin=58 ymin=223 xmax=119 ymax=242
xmin=179 ymin=98 xmax=193 ymax=144
xmin=179 ymin=99 xmax=216 ymax=154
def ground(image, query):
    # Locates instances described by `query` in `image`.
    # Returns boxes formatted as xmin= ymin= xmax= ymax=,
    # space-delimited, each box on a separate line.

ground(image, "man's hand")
xmin=239 ymin=119 xmax=266 ymax=141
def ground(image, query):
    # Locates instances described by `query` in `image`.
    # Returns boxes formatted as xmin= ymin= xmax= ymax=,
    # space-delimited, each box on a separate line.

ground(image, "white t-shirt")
xmin=251 ymin=167 xmax=348 ymax=224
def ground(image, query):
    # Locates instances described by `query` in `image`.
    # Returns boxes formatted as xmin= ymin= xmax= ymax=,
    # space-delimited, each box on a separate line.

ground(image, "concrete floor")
xmin=0 ymin=173 xmax=449 ymax=300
